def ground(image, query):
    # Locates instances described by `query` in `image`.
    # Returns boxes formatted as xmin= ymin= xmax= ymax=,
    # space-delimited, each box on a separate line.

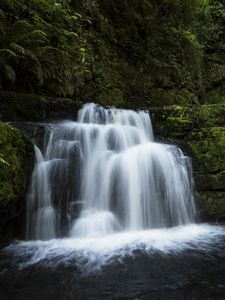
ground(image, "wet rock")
xmin=0 ymin=91 xmax=81 ymax=122
xmin=0 ymin=122 xmax=34 ymax=238
xmin=150 ymin=105 xmax=225 ymax=221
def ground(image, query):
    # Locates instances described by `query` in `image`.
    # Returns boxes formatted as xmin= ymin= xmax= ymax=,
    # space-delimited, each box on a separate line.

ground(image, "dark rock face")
xmin=0 ymin=91 xmax=81 ymax=122
xmin=9 ymin=122 xmax=46 ymax=150
xmin=150 ymin=104 xmax=225 ymax=221
xmin=0 ymin=122 xmax=34 ymax=242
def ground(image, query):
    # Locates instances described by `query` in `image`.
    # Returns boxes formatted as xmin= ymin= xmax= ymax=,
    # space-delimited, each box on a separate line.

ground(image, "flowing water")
xmin=1 ymin=104 xmax=225 ymax=300
xmin=27 ymin=103 xmax=196 ymax=239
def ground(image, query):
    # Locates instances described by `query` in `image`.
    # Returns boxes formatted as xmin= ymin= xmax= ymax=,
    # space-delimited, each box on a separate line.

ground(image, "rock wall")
xmin=0 ymin=91 xmax=81 ymax=122
xmin=150 ymin=104 xmax=225 ymax=221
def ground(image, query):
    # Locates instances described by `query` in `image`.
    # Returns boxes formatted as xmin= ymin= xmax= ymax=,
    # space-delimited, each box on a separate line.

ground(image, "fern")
xmin=0 ymin=48 xmax=17 ymax=57
xmin=0 ymin=0 xmax=92 ymax=96
xmin=0 ymin=156 xmax=9 ymax=166
xmin=10 ymin=42 xmax=26 ymax=55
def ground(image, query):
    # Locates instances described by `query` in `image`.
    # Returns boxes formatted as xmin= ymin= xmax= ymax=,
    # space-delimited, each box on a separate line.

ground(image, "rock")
xmin=197 ymin=192 xmax=225 ymax=222
xmin=187 ymin=127 xmax=225 ymax=175
xmin=9 ymin=122 xmax=46 ymax=151
xmin=0 ymin=122 xmax=34 ymax=238
xmin=0 ymin=91 xmax=82 ymax=122
xmin=150 ymin=106 xmax=225 ymax=221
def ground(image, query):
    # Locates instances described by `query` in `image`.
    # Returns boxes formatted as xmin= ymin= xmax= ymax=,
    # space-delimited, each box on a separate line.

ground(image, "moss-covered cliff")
xmin=150 ymin=104 xmax=225 ymax=221
xmin=0 ymin=122 xmax=34 ymax=235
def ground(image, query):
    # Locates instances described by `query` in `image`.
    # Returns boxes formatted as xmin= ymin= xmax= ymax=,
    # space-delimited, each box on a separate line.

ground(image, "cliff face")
xmin=151 ymin=104 xmax=225 ymax=221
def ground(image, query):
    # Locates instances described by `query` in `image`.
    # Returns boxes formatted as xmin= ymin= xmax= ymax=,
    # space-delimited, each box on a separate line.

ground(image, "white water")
xmin=6 ymin=224 xmax=225 ymax=273
xmin=26 ymin=146 xmax=57 ymax=240
xmin=26 ymin=103 xmax=196 ymax=240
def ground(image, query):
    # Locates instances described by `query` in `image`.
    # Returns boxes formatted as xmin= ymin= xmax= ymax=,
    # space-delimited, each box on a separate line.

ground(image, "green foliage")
xmin=197 ymin=192 xmax=225 ymax=220
xmin=0 ymin=0 xmax=93 ymax=97
xmin=0 ymin=122 xmax=34 ymax=228
xmin=0 ymin=123 xmax=25 ymax=208
xmin=0 ymin=155 xmax=9 ymax=166
xmin=188 ymin=127 xmax=225 ymax=173
xmin=201 ymin=0 xmax=225 ymax=103
xmin=0 ymin=0 xmax=225 ymax=106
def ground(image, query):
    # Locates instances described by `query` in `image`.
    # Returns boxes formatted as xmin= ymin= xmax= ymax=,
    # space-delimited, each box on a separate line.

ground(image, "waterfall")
xmin=26 ymin=103 xmax=196 ymax=240
xmin=26 ymin=146 xmax=57 ymax=240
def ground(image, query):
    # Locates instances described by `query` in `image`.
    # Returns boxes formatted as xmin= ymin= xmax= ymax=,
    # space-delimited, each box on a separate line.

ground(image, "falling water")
xmin=26 ymin=103 xmax=196 ymax=240
xmin=26 ymin=146 xmax=57 ymax=240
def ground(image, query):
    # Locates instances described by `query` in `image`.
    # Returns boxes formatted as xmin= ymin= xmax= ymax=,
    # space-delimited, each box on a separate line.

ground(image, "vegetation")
xmin=0 ymin=122 xmax=34 ymax=230
xmin=150 ymin=104 xmax=225 ymax=221
xmin=203 ymin=0 xmax=225 ymax=103
xmin=0 ymin=0 xmax=93 ymax=98
xmin=0 ymin=0 xmax=225 ymax=106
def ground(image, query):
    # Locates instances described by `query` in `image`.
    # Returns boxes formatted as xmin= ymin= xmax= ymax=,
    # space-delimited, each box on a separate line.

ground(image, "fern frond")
xmin=39 ymin=46 xmax=60 ymax=54
xmin=0 ymin=9 xmax=6 ymax=20
xmin=0 ymin=156 xmax=9 ymax=166
xmin=18 ymin=30 xmax=49 ymax=44
xmin=12 ymin=20 xmax=33 ymax=30
xmin=66 ymin=31 xmax=78 ymax=38
xmin=31 ymin=64 xmax=44 ymax=85
xmin=0 ymin=48 xmax=17 ymax=57
xmin=10 ymin=42 xmax=26 ymax=55
xmin=31 ymin=29 xmax=48 ymax=38
xmin=4 ymin=64 xmax=16 ymax=82
xmin=24 ymin=49 xmax=40 ymax=63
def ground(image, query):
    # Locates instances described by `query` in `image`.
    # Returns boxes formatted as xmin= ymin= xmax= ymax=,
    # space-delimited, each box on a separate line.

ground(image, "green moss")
xmin=166 ymin=116 xmax=192 ymax=125
xmin=197 ymin=192 xmax=225 ymax=220
xmin=195 ymin=171 xmax=225 ymax=191
xmin=194 ymin=104 xmax=225 ymax=127
xmin=0 ymin=122 xmax=34 ymax=228
xmin=187 ymin=127 xmax=225 ymax=173
xmin=150 ymin=105 xmax=194 ymax=138
xmin=149 ymin=104 xmax=225 ymax=221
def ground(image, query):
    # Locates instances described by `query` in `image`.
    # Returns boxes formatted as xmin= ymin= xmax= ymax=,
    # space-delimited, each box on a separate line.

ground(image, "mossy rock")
xmin=0 ymin=91 xmax=82 ymax=122
xmin=150 ymin=104 xmax=225 ymax=139
xmin=148 ymin=105 xmax=225 ymax=221
xmin=197 ymin=192 xmax=225 ymax=221
xmin=150 ymin=105 xmax=194 ymax=138
xmin=0 ymin=122 xmax=34 ymax=231
xmin=187 ymin=127 xmax=225 ymax=174
xmin=194 ymin=104 xmax=225 ymax=128
xmin=194 ymin=171 xmax=225 ymax=191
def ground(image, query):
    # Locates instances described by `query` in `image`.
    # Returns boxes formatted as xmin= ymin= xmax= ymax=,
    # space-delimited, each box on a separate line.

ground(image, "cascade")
xmin=26 ymin=103 xmax=196 ymax=240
